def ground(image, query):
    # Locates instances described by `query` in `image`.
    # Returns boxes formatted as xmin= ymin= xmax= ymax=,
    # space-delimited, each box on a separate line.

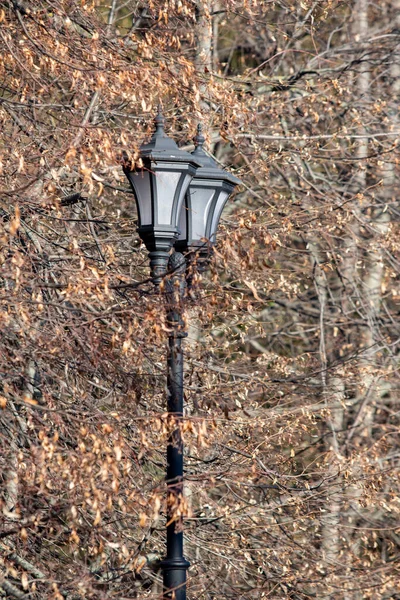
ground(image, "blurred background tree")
xmin=0 ymin=1 xmax=399 ymax=598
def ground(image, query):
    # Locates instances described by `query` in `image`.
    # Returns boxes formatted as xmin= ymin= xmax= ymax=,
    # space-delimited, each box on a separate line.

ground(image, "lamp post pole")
xmin=123 ymin=108 xmax=240 ymax=600
xmin=159 ymin=251 xmax=190 ymax=599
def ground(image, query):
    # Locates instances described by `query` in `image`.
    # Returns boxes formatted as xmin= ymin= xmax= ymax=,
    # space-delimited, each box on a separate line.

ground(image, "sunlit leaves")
xmin=0 ymin=0 xmax=399 ymax=599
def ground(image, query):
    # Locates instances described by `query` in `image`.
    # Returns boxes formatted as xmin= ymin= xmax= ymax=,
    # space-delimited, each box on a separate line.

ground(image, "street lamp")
xmin=123 ymin=108 xmax=240 ymax=600
xmin=123 ymin=108 xmax=201 ymax=284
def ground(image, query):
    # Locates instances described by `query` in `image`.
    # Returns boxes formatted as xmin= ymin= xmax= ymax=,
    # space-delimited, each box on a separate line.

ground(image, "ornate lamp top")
xmin=191 ymin=123 xmax=241 ymax=185
xmin=139 ymin=107 xmax=201 ymax=165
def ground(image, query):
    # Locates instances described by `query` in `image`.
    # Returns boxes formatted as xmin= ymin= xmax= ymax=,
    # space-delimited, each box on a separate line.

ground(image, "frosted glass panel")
xmin=155 ymin=171 xmax=181 ymax=224
xmin=130 ymin=171 xmax=152 ymax=226
xmin=177 ymin=200 xmax=187 ymax=241
xmin=189 ymin=188 xmax=215 ymax=241
xmin=176 ymin=173 xmax=192 ymax=225
xmin=210 ymin=191 xmax=229 ymax=239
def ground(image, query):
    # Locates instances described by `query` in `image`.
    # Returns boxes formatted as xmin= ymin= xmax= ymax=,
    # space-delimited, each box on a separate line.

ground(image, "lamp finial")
xmin=194 ymin=123 xmax=205 ymax=149
xmin=153 ymin=104 xmax=165 ymax=137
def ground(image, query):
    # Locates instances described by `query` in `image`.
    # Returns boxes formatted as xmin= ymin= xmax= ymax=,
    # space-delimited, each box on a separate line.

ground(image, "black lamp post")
xmin=123 ymin=108 xmax=240 ymax=600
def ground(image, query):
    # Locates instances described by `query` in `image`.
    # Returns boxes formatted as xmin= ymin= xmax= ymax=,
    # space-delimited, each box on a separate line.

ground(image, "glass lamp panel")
xmin=188 ymin=186 xmax=216 ymax=242
xmin=129 ymin=170 xmax=152 ymax=226
xmin=153 ymin=170 xmax=181 ymax=225
xmin=174 ymin=173 xmax=193 ymax=227
xmin=208 ymin=190 xmax=229 ymax=241
xmin=177 ymin=198 xmax=188 ymax=243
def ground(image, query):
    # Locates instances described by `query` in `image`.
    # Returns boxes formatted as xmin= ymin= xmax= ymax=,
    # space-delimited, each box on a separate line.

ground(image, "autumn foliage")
xmin=0 ymin=0 xmax=399 ymax=598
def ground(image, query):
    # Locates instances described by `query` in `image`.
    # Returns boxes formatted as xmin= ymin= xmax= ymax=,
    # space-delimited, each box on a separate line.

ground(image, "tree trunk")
xmin=195 ymin=0 xmax=212 ymax=74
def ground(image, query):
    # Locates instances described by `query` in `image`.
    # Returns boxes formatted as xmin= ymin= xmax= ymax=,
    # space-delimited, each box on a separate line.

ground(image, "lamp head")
xmin=176 ymin=124 xmax=241 ymax=256
xmin=123 ymin=107 xmax=201 ymax=283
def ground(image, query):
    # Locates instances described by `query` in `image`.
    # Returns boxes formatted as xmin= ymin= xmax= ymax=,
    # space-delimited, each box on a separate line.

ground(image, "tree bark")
xmin=195 ymin=0 xmax=213 ymax=74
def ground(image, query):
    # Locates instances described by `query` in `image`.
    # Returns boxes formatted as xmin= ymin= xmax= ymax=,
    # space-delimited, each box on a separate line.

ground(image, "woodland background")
xmin=0 ymin=0 xmax=399 ymax=598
